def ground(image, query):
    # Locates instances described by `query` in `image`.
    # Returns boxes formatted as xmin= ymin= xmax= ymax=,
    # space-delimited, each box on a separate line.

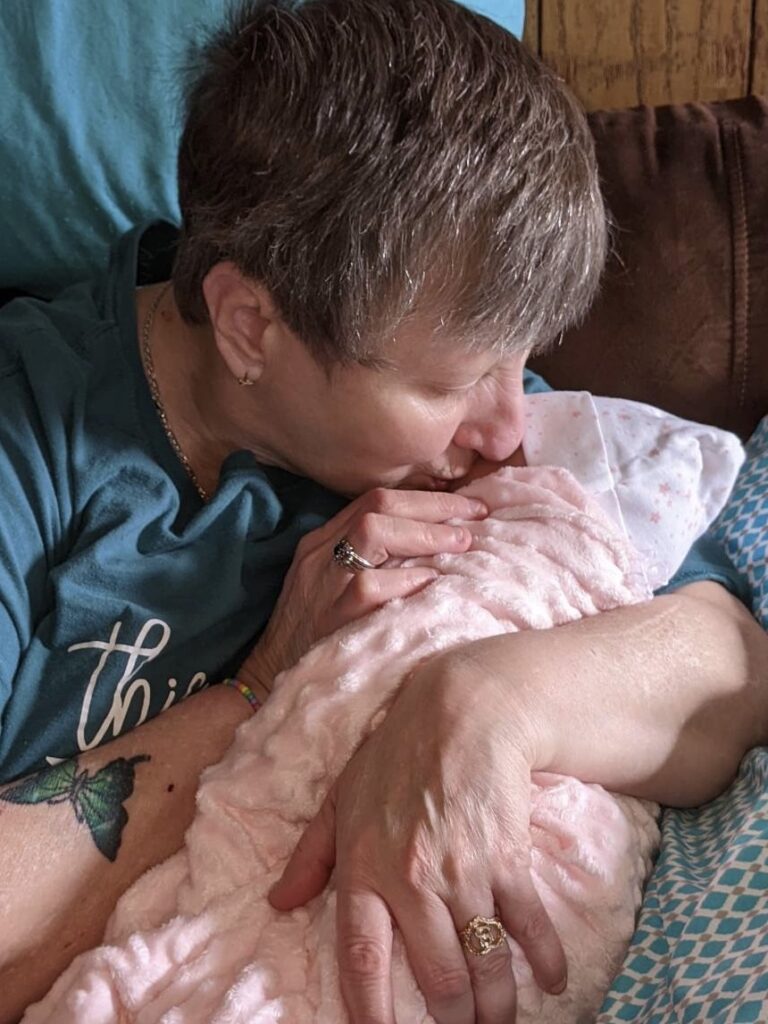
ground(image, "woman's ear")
xmin=202 ymin=262 xmax=282 ymax=384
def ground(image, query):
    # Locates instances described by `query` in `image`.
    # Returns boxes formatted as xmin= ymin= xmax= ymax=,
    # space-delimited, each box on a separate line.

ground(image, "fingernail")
xmin=455 ymin=527 xmax=470 ymax=543
xmin=552 ymin=977 xmax=568 ymax=995
xmin=470 ymin=500 xmax=488 ymax=516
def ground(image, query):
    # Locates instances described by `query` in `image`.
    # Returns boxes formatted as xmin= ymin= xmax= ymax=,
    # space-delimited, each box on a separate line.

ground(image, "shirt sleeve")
xmin=657 ymin=532 xmax=751 ymax=603
xmin=0 ymin=356 xmax=63 ymax=698
xmin=523 ymin=366 xmax=553 ymax=394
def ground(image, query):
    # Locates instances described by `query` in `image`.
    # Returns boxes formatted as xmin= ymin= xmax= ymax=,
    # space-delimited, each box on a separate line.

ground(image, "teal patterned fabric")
xmin=598 ymin=415 xmax=768 ymax=1022
xmin=598 ymin=751 xmax=768 ymax=1023
xmin=711 ymin=415 xmax=768 ymax=629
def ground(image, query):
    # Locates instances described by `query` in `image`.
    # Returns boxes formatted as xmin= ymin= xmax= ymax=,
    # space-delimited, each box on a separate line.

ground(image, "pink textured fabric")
xmin=25 ymin=467 xmax=662 ymax=1023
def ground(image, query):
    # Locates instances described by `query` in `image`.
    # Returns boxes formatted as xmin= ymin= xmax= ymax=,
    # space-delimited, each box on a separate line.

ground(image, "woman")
xmin=1 ymin=1 xmax=765 ymax=1021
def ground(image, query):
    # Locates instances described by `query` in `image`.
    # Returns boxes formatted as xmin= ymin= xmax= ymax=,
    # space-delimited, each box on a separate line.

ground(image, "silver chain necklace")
xmin=140 ymin=284 xmax=209 ymax=502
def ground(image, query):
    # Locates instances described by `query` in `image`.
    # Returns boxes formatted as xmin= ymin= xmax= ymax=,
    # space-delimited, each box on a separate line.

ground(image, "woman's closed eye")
xmin=427 ymin=378 xmax=482 ymax=398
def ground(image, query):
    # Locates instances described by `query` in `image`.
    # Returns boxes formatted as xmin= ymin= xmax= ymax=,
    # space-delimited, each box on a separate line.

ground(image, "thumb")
xmin=268 ymin=788 xmax=337 ymax=911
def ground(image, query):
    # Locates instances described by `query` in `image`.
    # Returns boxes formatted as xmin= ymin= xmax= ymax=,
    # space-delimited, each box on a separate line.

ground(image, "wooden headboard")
xmin=523 ymin=0 xmax=767 ymax=110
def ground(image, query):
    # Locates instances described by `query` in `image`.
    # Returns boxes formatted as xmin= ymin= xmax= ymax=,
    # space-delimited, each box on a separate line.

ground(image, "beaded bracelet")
xmin=222 ymin=677 xmax=263 ymax=714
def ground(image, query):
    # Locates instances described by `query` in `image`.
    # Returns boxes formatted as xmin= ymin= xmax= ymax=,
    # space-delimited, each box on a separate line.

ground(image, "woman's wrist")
xmin=222 ymin=677 xmax=265 ymax=713
xmin=437 ymin=639 xmax=552 ymax=769
xmin=236 ymin=643 xmax=276 ymax=703
xmin=213 ymin=679 xmax=259 ymax=725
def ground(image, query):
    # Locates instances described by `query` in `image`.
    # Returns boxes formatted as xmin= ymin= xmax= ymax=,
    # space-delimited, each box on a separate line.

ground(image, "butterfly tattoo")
xmin=0 ymin=755 xmax=150 ymax=861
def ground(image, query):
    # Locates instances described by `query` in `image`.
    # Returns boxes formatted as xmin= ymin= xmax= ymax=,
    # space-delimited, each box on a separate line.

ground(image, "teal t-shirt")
xmin=0 ymin=224 xmax=746 ymax=783
xmin=0 ymin=224 xmax=351 ymax=782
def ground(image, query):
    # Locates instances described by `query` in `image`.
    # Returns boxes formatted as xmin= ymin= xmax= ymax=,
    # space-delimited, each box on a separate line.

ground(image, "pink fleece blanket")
xmin=26 ymin=466 xmax=664 ymax=1023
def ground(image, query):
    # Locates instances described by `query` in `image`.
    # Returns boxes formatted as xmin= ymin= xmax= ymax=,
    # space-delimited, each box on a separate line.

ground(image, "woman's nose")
xmin=453 ymin=387 xmax=525 ymax=462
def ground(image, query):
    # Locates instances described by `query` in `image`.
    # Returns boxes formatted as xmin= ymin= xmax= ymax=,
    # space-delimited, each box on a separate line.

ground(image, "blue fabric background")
xmin=0 ymin=0 xmax=524 ymax=296
xmin=462 ymin=1 xmax=524 ymax=34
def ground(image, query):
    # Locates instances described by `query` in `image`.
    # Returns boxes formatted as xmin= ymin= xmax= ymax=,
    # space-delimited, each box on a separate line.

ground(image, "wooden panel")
xmin=754 ymin=0 xmax=768 ymax=94
xmin=523 ymin=0 xmax=540 ymax=55
xmin=540 ymin=0 xmax=752 ymax=110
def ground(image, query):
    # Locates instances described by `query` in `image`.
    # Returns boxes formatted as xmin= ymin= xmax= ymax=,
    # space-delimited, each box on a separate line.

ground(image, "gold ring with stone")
xmin=458 ymin=915 xmax=506 ymax=957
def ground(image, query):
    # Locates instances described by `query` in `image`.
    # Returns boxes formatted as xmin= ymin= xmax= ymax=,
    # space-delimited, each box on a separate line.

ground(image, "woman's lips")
xmin=428 ymin=471 xmax=476 ymax=491
xmin=400 ymin=465 xmax=476 ymax=491
xmin=400 ymin=474 xmax=456 ymax=491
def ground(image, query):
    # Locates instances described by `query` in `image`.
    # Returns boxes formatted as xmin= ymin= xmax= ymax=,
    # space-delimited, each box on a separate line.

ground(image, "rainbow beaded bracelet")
xmin=222 ymin=677 xmax=263 ymax=714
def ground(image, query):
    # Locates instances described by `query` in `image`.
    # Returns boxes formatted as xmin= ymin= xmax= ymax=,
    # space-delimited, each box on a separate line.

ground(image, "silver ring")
xmin=332 ymin=537 xmax=377 ymax=573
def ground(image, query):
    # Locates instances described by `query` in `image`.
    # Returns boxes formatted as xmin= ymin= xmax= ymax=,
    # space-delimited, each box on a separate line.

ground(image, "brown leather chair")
xmin=531 ymin=96 xmax=768 ymax=441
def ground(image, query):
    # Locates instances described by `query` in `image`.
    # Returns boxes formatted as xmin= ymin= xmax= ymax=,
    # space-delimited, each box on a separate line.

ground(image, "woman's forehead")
xmin=383 ymin=325 xmax=527 ymax=381
xmin=377 ymin=319 xmax=500 ymax=372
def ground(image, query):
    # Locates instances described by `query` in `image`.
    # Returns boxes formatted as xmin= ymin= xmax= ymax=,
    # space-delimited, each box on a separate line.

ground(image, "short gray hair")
xmin=173 ymin=0 xmax=607 ymax=364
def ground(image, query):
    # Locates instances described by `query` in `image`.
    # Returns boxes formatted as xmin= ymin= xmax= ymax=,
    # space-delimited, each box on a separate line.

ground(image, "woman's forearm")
xmin=0 ymin=684 xmax=251 ymax=1023
xmin=452 ymin=581 xmax=768 ymax=807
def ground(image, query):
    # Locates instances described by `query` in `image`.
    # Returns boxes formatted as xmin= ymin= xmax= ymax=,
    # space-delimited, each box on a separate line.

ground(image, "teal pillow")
xmin=464 ymin=0 xmax=524 ymax=33
xmin=0 ymin=0 xmax=523 ymax=296
xmin=0 ymin=0 xmax=225 ymax=295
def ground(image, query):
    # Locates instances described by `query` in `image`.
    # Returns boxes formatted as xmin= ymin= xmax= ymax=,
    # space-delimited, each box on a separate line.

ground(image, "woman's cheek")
xmin=389 ymin=407 xmax=453 ymax=460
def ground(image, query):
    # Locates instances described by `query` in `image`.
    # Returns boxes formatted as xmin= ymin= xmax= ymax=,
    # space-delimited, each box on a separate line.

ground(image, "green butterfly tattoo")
xmin=0 ymin=755 xmax=150 ymax=862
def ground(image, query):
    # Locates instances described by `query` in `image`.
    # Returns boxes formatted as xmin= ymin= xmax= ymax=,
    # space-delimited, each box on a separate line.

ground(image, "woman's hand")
xmin=238 ymin=488 xmax=487 ymax=691
xmin=268 ymin=651 xmax=567 ymax=1024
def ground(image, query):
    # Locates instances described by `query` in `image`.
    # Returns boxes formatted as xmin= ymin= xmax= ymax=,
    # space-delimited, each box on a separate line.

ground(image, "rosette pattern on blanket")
xmin=25 ymin=466 xmax=665 ymax=1024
